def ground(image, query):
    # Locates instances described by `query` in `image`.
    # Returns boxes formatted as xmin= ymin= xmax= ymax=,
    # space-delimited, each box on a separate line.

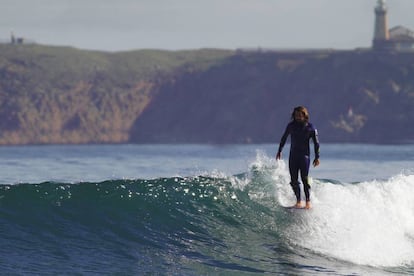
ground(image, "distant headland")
xmin=0 ymin=1 xmax=413 ymax=145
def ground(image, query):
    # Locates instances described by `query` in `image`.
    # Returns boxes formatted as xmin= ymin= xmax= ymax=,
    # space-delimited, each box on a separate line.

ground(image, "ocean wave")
xmin=1 ymin=157 xmax=413 ymax=274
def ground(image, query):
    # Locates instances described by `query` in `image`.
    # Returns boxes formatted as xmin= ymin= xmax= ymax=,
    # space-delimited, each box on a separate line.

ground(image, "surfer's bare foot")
xmin=305 ymin=201 xmax=312 ymax=209
xmin=294 ymin=201 xmax=303 ymax=208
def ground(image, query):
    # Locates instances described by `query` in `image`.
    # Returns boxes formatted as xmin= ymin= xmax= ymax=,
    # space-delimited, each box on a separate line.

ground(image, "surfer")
xmin=276 ymin=106 xmax=320 ymax=209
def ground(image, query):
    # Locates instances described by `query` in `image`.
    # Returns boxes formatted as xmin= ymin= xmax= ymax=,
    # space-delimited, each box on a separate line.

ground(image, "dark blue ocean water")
xmin=0 ymin=144 xmax=413 ymax=275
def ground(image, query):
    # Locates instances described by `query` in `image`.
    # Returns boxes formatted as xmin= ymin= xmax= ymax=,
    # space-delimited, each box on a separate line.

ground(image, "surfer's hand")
xmin=276 ymin=152 xmax=282 ymax=160
xmin=313 ymin=159 xmax=320 ymax=167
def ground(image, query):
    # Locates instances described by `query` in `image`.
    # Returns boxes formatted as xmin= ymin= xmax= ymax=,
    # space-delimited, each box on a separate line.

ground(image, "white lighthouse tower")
xmin=373 ymin=0 xmax=390 ymax=49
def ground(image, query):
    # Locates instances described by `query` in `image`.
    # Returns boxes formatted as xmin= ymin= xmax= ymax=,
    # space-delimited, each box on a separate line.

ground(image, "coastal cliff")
xmin=1 ymin=44 xmax=413 ymax=144
xmin=131 ymin=49 xmax=414 ymax=144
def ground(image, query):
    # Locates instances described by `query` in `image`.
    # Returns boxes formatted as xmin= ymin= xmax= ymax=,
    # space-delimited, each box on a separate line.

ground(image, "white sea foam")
xmin=275 ymin=170 xmax=414 ymax=267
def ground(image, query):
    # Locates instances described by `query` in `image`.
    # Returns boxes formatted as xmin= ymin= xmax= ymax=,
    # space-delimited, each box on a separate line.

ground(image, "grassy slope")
xmin=0 ymin=44 xmax=234 ymax=144
xmin=2 ymin=44 xmax=414 ymax=144
xmin=130 ymin=50 xmax=414 ymax=143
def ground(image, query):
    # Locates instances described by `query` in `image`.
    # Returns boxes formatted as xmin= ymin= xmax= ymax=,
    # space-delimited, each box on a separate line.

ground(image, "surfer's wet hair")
xmin=291 ymin=106 xmax=309 ymax=122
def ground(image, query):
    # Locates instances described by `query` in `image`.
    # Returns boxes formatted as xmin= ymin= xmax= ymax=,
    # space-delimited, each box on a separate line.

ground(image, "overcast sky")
xmin=1 ymin=0 xmax=413 ymax=52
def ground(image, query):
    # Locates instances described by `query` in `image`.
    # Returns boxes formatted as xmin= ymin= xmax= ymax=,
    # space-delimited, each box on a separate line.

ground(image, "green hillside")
xmin=1 ymin=44 xmax=414 ymax=145
xmin=0 ymin=44 xmax=233 ymax=144
xmin=130 ymin=50 xmax=414 ymax=144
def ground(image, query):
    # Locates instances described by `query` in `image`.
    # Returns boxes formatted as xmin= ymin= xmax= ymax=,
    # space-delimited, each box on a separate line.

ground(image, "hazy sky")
xmin=1 ymin=0 xmax=413 ymax=52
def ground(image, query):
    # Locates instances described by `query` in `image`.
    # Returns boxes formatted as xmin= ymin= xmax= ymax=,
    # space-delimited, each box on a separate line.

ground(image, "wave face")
xmin=1 ymin=155 xmax=414 ymax=275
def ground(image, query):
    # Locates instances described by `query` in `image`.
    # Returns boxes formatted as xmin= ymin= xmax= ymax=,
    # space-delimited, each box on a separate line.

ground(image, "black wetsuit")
xmin=277 ymin=121 xmax=320 ymax=202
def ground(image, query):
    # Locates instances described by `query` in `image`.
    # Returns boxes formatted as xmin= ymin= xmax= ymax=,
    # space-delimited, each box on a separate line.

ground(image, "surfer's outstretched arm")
xmin=276 ymin=125 xmax=290 ymax=160
xmin=312 ymin=128 xmax=320 ymax=167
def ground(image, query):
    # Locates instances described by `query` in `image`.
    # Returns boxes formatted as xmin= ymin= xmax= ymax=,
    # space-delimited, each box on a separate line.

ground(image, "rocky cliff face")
xmin=1 ymin=45 xmax=414 ymax=145
xmin=0 ymin=45 xmax=232 ymax=144
xmin=130 ymin=50 xmax=414 ymax=144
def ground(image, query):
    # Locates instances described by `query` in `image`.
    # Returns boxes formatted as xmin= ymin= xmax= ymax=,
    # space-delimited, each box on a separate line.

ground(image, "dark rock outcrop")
xmin=130 ymin=50 xmax=414 ymax=144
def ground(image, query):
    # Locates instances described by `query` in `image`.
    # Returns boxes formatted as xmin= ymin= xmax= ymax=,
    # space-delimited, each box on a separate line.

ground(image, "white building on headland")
xmin=389 ymin=26 xmax=414 ymax=50
xmin=373 ymin=0 xmax=414 ymax=50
